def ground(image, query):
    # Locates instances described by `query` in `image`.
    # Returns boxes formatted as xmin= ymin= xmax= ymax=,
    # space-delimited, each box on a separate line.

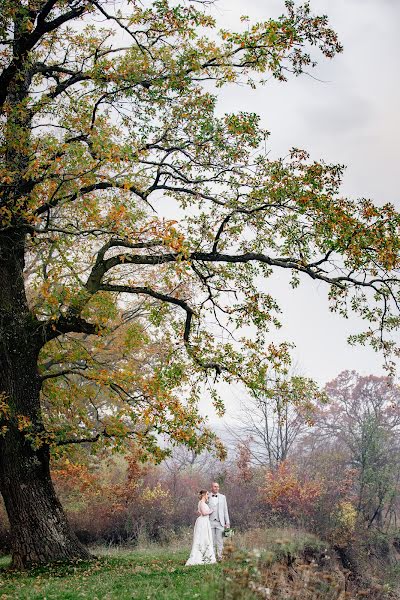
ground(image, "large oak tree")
xmin=1 ymin=0 xmax=400 ymax=569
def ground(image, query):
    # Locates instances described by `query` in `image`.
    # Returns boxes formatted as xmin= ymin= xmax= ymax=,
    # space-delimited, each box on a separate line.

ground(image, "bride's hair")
xmin=198 ymin=489 xmax=207 ymax=499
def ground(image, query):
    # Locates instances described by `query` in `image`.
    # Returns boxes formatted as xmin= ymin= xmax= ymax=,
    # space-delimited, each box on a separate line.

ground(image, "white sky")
xmin=200 ymin=0 xmax=400 ymax=423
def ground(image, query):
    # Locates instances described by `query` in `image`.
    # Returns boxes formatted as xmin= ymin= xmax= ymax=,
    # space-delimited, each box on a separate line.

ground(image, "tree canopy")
xmin=1 ymin=0 xmax=400 ymax=568
xmin=2 ymin=0 xmax=399 ymax=458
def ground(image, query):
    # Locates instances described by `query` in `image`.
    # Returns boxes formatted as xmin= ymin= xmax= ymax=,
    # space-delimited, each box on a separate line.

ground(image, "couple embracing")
xmin=185 ymin=482 xmax=230 ymax=566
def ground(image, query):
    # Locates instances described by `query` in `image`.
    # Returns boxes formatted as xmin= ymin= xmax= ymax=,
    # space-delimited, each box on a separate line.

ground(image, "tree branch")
xmin=0 ymin=2 xmax=88 ymax=110
xmin=34 ymin=180 xmax=151 ymax=217
xmin=42 ymin=314 xmax=99 ymax=344
xmin=98 ymin=283 xmax=195 ymax=342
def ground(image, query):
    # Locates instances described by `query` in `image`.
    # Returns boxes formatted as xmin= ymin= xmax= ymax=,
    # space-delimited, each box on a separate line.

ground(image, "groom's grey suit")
xmin=208 ymin=492 xmax=230 ymax=559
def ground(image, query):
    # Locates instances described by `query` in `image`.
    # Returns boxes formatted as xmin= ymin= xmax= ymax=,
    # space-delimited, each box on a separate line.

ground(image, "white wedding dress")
xmin=185 ymin=500 xmax=216 ymax=566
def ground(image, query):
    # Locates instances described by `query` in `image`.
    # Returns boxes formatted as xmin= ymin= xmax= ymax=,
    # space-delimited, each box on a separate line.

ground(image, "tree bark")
xmin=0 ymin=231 xmax=91 ymax=569
xmin=0 ymin=434 xmax=92 ymax=570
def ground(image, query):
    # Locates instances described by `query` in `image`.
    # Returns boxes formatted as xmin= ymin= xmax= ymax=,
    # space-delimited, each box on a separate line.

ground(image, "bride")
xmin=185 ymin=490 xmax=216 ymax=566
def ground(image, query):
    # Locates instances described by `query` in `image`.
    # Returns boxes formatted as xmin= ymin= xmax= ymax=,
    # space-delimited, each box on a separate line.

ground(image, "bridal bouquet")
xmin=223 ymin=527 xmax=234 ymax=538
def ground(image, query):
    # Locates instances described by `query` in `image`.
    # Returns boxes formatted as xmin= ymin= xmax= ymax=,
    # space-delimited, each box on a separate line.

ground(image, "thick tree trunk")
xmin=0 ymin=232 xmax=91 ymax=569
xmin=0 ymin=432 xmax=92 ymax=570
xmin=0 ymin=9 xmax=92 ymax=569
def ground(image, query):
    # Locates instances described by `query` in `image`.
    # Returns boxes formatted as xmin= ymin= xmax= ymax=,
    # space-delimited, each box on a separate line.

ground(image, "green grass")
xmin=0 ymin=547 xmax=222 ymax=600
xmin=0 ymin=529 xmax=327 ymax=600
xmin=1 ymin=528 xmax=397 ymax=599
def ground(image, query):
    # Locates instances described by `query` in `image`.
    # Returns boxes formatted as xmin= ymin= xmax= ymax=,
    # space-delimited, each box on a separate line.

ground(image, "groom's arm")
xmin=223 ymin=496 xmax=230 ymax=527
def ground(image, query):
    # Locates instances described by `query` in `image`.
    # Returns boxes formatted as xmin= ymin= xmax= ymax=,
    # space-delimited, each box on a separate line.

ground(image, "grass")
xmin=0 ymin=529 xmax=328 ymax=600
xmin=0 ymin=547 xmax=222 ymax=600
xmin=0 ymin=528 xmax=397 ymax=599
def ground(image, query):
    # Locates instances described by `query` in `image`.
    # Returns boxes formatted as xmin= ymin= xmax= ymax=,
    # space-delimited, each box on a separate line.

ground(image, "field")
xmin=0 ymin=528 xmax=397 ymax=600
xmin=0 ymin=547 xmax=222 ymax=600
xmin=0 ymin=529 xmax=337 ymax=600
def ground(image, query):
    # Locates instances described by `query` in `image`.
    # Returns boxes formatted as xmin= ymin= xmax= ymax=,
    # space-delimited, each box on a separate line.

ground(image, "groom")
xmin=208 ymin=481 xmax=230 ymax=560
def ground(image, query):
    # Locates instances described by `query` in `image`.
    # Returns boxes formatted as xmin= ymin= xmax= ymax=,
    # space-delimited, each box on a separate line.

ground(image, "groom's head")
xmin=211 ymin=482 xmax=219 ymax=494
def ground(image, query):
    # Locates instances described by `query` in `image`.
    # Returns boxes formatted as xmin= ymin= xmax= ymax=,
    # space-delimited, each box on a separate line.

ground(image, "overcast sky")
xmin=200 ymin=0 xmax=400 ymax=423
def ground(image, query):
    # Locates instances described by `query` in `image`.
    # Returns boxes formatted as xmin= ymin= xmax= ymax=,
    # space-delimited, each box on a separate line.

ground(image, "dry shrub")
xmin=220 ymin=543 xmax=346 ymax=600
xmin=261 ymin=461 xmax=325 ymax=521
xmin=217 ymin=530 xmax=398 ymax=600
xmin=52 ymin=448 xmax=174 ymax=545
